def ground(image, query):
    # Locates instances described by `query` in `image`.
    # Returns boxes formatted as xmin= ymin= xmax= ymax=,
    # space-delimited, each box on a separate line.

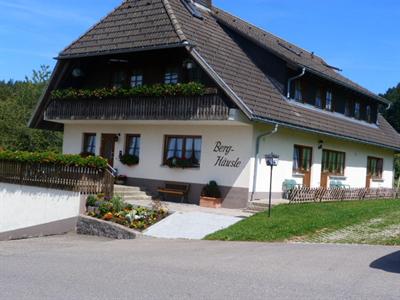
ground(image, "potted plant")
xmin=115 ymin=175 xmax=127 ymax=185
xmin=120 ymin=154 xmax=139 ymax=166
xmin=200 ymin=181 xmax=223 ymax=208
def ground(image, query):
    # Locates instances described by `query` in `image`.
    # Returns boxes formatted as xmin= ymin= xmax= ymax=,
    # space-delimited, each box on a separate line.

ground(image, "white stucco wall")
xmin=63 ymin=122 xmax=253 ymax=189
xmin=250 ymin=124 xmax=395 ymax=197
xmin=0 ymin=183 xmax=81 ymax=233
xmin=62 ymin=121 xmax=395 ymax=201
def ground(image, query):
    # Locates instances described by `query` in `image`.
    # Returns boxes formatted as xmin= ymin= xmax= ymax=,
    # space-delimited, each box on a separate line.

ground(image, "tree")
xmin=0 ymin=66 xmax=62 ymax=152
xmin=382 ymin=83 xmax=400 ymax=133
xmin=382 ymin=83 xmax=400 ymax=181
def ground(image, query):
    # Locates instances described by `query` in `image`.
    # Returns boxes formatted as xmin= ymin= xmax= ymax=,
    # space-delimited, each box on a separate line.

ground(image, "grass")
xmin=205 ymin=199 xmax=400 ymax=243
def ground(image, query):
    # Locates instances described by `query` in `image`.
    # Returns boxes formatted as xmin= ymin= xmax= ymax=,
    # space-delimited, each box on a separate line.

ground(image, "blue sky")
xmin=0 ymin=0 xmax=399 ymax=94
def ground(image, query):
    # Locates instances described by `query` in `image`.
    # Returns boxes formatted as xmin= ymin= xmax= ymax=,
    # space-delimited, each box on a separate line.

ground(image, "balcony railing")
xmin=45 ymin=94 xmax=230 ymax=121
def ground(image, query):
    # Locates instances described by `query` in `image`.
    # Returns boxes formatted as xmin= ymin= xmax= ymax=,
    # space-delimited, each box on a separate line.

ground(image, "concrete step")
xmin=123 ymin=195 xmax=153 ymax=201
xmin=114 ymin=184 xmax=154 ymax=201
xmin=114 ymin=185 xmax=142 ymax=192
xmin=114 ymin=191 xmax=151 ymax=197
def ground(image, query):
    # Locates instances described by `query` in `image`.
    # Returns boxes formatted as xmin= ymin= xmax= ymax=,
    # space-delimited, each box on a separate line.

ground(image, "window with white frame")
xmin=83 ymin=133 xmax=96 ymax=155
xmin=354 ymin=102 xmax=361 ymax=119
xmin=315 ymin=89 xmax=322 ymax=108
xmin=125 ymin=135 xmax=141 ymax=157
xmin=294 ymin=80 xmax=302 ymax=102
xmin=164 ymin=68 xmax=179 ymax=84
xmin=130 ymin=72 xmax=143 ymax=87
xmin=325 ymin=90 xmax=333 ymax=111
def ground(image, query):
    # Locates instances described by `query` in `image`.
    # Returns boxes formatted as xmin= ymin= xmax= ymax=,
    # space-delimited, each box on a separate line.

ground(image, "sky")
xmin=0 ymin=0 xmax=399 ymax=94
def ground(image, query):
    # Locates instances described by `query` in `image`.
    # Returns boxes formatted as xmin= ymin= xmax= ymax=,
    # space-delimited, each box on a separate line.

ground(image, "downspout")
xmin=286 ymin=67 xmax=306 ymax=99
xmin=250 ymin=124 xmax=279 ymax=202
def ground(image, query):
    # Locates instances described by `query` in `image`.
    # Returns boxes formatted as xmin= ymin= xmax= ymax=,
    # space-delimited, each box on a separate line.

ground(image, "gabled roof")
xmin=59 ymin=0 xmax=182 ymax=58
xmin=31 ymin=0 xmax=400 ymax=150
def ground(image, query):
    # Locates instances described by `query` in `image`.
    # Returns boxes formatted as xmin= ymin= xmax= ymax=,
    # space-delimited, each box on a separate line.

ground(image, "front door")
xmin=293 ymin=145 xmax=312 ymax=187
xmin=320 ymin=172 xmax=329 ymax=188
xmin=100 ymin=134 xmax=116 ymax=166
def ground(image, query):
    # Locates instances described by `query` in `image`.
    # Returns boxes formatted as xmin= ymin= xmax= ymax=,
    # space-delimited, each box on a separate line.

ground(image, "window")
xmin=322 ymin=149 xmax=345 ymax=176
xmin=83 ymin=133 xmax=96 ymax=155
xmin=293 ymin=145 xmax=312 ymax=172
xmin=125 ymin=135 xmax=141 ymax=157
xmin=294 ymin=80 xmax=302 ymax=102
xmin=344 ymin=101 xmax=352 ymax=117
xmin=112 ymin=70 xmax=127 ymax=88
xmin=367 ymin=157 xmax=383 ymax=179
xmin=130 ymin=72 xmax=143 ymax=87
xmin=163 ymin=136 xmax=202 ymax=167
xmin=164 ymin=68 xmax=179 ymax=84
xmin=315 ymin=90 xmax=322 ymax=108
xmin=354 ymin=102 xmax=361 ymax=119
xmin=325 ymin=90 xmax=333 ymax=111
xmin=366 ymin=105 xmax=372 ymax=123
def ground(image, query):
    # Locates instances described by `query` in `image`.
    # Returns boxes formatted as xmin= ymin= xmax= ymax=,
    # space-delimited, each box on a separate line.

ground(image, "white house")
xmin=30 ymin=0 xmax=400 ymax=208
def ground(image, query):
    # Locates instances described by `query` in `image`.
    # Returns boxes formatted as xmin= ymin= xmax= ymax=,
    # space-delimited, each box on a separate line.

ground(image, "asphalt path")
xmin=1 ymin=234 xmax=399 ymax=299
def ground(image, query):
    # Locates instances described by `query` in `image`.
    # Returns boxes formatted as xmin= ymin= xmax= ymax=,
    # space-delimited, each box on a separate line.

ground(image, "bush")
xmin=120 ymin=154 xmax=139 ymax=166
xmin=111 ymin=196 xmax=124 ymax=213
xmin=50 ymin=82 xmax=207 ymax=101
xmin=0 ymin=150 xmax=108 ymax=169
xmin=201 ymin=181 xmax=222 ymax=198
xmin=86 ymin=195 xmax=97 ymax=207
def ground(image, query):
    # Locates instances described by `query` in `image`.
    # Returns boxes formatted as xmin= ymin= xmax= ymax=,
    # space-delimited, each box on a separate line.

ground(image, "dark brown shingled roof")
xmin=59 ymin=0 xmax=182 ymax=57
xmin=30 ymin=0 xmax=400 ymax=150
xmin=167 ymin=0 xmax=400 ymax=150
xmin=212 ymin=8 xmax=388 ymax=104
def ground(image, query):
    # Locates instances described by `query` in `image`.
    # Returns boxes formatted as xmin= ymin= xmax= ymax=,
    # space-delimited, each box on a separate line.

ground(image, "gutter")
xmin=250 ymin=124 xmax=279 ymax=202
xmin=252 ymin=115 xmax=400 ymax=152
xmin=287 ymin=67 xmax=306 ymax=99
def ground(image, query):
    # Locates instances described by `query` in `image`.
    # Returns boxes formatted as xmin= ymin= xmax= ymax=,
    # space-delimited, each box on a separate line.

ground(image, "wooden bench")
xmin=157 ymin=182 xmax=190 ymax=203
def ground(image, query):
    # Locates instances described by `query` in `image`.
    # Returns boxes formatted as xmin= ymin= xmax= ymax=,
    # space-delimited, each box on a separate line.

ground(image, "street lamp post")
xmin=265 ymin=153 xmax=279 ymax=217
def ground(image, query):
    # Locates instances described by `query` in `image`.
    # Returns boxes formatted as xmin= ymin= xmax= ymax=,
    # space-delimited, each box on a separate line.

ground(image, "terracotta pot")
xmin=200 ymin=197 xmax=223 ymax=209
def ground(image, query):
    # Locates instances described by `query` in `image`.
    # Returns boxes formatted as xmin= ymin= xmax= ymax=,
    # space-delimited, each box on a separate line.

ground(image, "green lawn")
xmin=205 ymin=199 xmax=400 ymax=244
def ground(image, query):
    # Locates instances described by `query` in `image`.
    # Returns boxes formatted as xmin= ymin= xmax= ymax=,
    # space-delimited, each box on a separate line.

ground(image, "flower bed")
xmin=86 ymin=194 xmax=168 ymax=231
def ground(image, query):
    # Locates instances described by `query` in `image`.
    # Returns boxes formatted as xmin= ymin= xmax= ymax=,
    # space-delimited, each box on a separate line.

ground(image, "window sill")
xmin=329 ymin=175 xmax=347 ymax=180
xmin=161 ymin=164 xmax=200 ymax=170
xmin=292 ymin=172 xmax=305 ymax=177
xmin=371 ymin=178 xmax=384 ymax=182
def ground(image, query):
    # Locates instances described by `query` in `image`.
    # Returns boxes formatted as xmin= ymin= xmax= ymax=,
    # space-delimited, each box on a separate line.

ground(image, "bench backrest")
xmin=165 ymin=182 xmax=190 ymax=193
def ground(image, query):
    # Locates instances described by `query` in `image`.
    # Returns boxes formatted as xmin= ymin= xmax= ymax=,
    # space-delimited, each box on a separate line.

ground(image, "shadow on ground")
xmin=370 ymin=251 xmax=400 ymax=274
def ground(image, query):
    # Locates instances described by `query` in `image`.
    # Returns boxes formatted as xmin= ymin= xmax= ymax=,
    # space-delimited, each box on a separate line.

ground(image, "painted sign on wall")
xmin=213 ymin=141 xmax=242 ymax=168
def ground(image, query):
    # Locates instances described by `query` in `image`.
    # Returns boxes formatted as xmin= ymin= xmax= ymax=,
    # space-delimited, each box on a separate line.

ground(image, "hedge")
xmin=50 ymin=82 xmax=207 ymax=101
xmin=0 ymin=151 xmax=108 ymax=169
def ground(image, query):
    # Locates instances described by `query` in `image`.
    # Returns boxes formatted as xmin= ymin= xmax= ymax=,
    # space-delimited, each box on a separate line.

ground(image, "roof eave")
xmin=252 ymin=115 xmax=400 ymax=152
xmin=57 ymin=43 xmax=188 ymax=60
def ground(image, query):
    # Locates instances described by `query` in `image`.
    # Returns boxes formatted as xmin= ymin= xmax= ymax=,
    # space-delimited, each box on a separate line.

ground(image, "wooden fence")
xmin=0 ymin=160 xmax=114 ymax=197
xmin=288 ymin=186 xmax=400 ymax=203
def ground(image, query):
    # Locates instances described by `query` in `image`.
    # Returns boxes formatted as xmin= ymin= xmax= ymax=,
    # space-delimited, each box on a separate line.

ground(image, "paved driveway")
xmin=144 ymin=212 xmax=243 ymax=239
xmin=1 ymin=234 xmax=399 ymax=300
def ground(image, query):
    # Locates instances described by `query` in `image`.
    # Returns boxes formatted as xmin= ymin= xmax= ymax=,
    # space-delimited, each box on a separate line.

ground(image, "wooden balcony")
xmin=45 ymin=93 xmax=230 ymax=121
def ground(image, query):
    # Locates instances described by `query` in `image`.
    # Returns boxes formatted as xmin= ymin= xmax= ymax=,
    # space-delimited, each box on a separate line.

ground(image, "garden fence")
xmin=0 ymin=160 xmax=114 ymax=197
xmin=288 ymin=187 xmax=400 ymax=203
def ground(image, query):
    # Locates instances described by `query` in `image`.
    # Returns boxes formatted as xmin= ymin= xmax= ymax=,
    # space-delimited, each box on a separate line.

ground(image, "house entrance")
xmin=100 ymin=134 xmax=117 ymax=167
